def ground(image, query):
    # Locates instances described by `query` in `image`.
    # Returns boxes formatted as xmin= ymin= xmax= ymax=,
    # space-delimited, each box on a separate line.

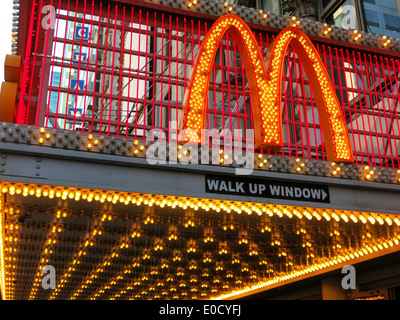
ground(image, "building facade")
xmin=0 ymin=0 xmax=400 ymax=300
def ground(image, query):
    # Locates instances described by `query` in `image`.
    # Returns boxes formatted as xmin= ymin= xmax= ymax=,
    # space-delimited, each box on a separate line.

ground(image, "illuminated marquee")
xmin=180 ymin=15 xmax=354 ymax=162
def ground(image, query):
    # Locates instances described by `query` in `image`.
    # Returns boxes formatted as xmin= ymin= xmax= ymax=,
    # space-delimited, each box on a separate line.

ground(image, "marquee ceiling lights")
xmin=0 ymin=181 xmax=399 ymax=226
xmin=180 ymin=15 xmax=353 ymax=162
xmin=1 ymin=184 xmax=399 ymax=300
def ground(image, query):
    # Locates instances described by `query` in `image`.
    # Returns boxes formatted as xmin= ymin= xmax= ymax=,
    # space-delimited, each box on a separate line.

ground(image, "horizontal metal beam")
xmin=0 ymin=142 xmax=399 ymax=215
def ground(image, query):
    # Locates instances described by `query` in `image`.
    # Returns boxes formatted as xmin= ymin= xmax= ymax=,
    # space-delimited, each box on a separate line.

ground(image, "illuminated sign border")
xmin=180 ymin=15 xmax=354 ymax=162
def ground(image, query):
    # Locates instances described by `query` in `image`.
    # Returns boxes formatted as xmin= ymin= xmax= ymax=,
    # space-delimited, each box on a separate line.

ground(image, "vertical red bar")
xmin=17 ymin=0 xmax=37 ymax=124
xmin=240 ymin=44 xmax=247 ymax=153
xmin=90 ymin=1 xmax=103 ymax=134
xmin=257 ymin=32 xmax=264 ymax=156
xmin=151 ymin=12 xmax=157 ymax=141
xmin=233 ymin=42 xmax=240 ymax=150
xmin=315 ymin=43 xmax=325 ymax=160
xmin=374 ymin=54 xmax=394 ymax=168
xmin=159 ymin=13 xmax=165 ymax=139
xmin=357 ymin=51 xmax=376 ymax=166
xmin=107 ymin=5 xmax=118 ymax=136
xmin=298 ymin=46 xmax=311 ymax=159
xmin=220 ymin=39 xmax=225 ymax=148
xmin=212 ymin=60 xmax=217 ymax=149
xmin=167 ymin=14 xmax=172 ymax=143
xmin=345 ymin=49 xmax=363 ymax=164
xmin=133 ymin=9 xmax=142 ymax=139
xmin=81 ymin=0 xmax=95 ymax=133
xmin=45 ymin=0 xmax=62 ymax=128
xmin=362 ymin=52 xmax=383 ymax=165
xmin=175 ymin=16 xmax=179 ymax=144
xmin=72 ymin=0 xmax=88 ymax=131
xmin=116 ymin=6 xmax=126 ymax=137
xmin=293 ymin=48 xmax=305 ymax=158
xmin=351 ymin=50 xmax=371 ymax=166
xmin=184 ymin=18 xmax=187 ymax=133
xmin=129 ymin=7 xmax=136 ymax=139
xmin=368 ymin=53 xmax=388 ymax=167
xmin=191 ymin=19 xmax=199 ymax=145
xmin=211 ymin=33 xmax=218 ymax=149
xmin=338 ymin=48 xmax=357 ymax=164
xmin=37 ymin=0 xmax=55 ymax=127
xmin=282 ymin=38 xmax=291 ymax=158
xmin=226 ymin=33 xmax=233 ymax=152
xmin=63 ymin=0 xmax=80 ymax=130
xmin=25 ymin=0 xmax=44 ymax=125
xmin=201 ymin=21 xmax=209 ymax=147
xmin=143 ymin=11 xmax=149 ymax=140
xmin=288 ymin=49 xmax=298 ymax=158
xmin=250 ymin=31 xmax=258 ymax=155
xmin=99 ymin=3 xmax=111 ymax=134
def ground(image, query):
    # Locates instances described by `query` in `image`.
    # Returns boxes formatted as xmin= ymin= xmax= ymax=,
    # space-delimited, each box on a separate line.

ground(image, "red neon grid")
xmin=16 ymin=0 xmax=400 ymax=169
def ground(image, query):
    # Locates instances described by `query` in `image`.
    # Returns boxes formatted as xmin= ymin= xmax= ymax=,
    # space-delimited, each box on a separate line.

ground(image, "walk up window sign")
xmin=205 ymin=175 xmax=330 ymax=203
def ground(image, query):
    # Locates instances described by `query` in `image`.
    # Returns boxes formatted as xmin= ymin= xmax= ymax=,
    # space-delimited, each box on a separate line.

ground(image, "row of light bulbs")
xmin=215 ymin=233 xmax=400 ymax=300
xmin=2 ymin=188 xmax=400 ymax=300
xmin=28 ymin=211 xmax=65 ymax=300
xmin=5 ymin=208 xmax=391 ymax=260
xmin=3 ymin=212 xmax=276 ymax=300
xmin=11 ymin=0 xmax=19 ymax=55
xmin=3 ymin=119 xmax=400 ymax=184
xmin=70 ymin=234 xmax=132 ymax=300
xmin=46 ymin=213 xmax=111 ymax=300
xmin=209 ymin=0 xmax=395 ymax=49
xmin=3 ymin=181 xmax=400 ymax=226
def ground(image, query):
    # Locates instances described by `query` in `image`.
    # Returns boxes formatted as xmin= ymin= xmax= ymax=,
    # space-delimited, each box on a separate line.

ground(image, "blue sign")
xmin=67 ymin=107 xmax=83 ymax=123
xmin=71 ymin=80 xmax=85 ymax=90
xmin=72 ymin=52 xmax=87 ymax=65
xmin=68 ymin=107 xmax=83 ymax=116
xmin=75 ymin=26 xmax=89 ymax=40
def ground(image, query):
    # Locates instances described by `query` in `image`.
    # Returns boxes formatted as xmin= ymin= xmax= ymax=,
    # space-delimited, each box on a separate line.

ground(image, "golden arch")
xmin=180 ymin=15 xmax=354 ymax=162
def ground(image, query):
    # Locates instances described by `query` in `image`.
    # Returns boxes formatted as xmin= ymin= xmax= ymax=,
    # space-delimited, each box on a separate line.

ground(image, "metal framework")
xmin=14 ymin=0 xmax=400 ymax=169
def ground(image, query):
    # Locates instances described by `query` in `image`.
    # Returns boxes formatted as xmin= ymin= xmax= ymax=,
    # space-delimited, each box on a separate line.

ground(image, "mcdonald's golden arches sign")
xmin=180 ymin=15 xmax=354 ymax=163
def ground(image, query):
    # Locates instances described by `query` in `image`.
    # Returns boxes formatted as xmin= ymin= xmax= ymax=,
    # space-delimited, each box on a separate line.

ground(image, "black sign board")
xmin=205 ymin=175 xmax=330 ymax=203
